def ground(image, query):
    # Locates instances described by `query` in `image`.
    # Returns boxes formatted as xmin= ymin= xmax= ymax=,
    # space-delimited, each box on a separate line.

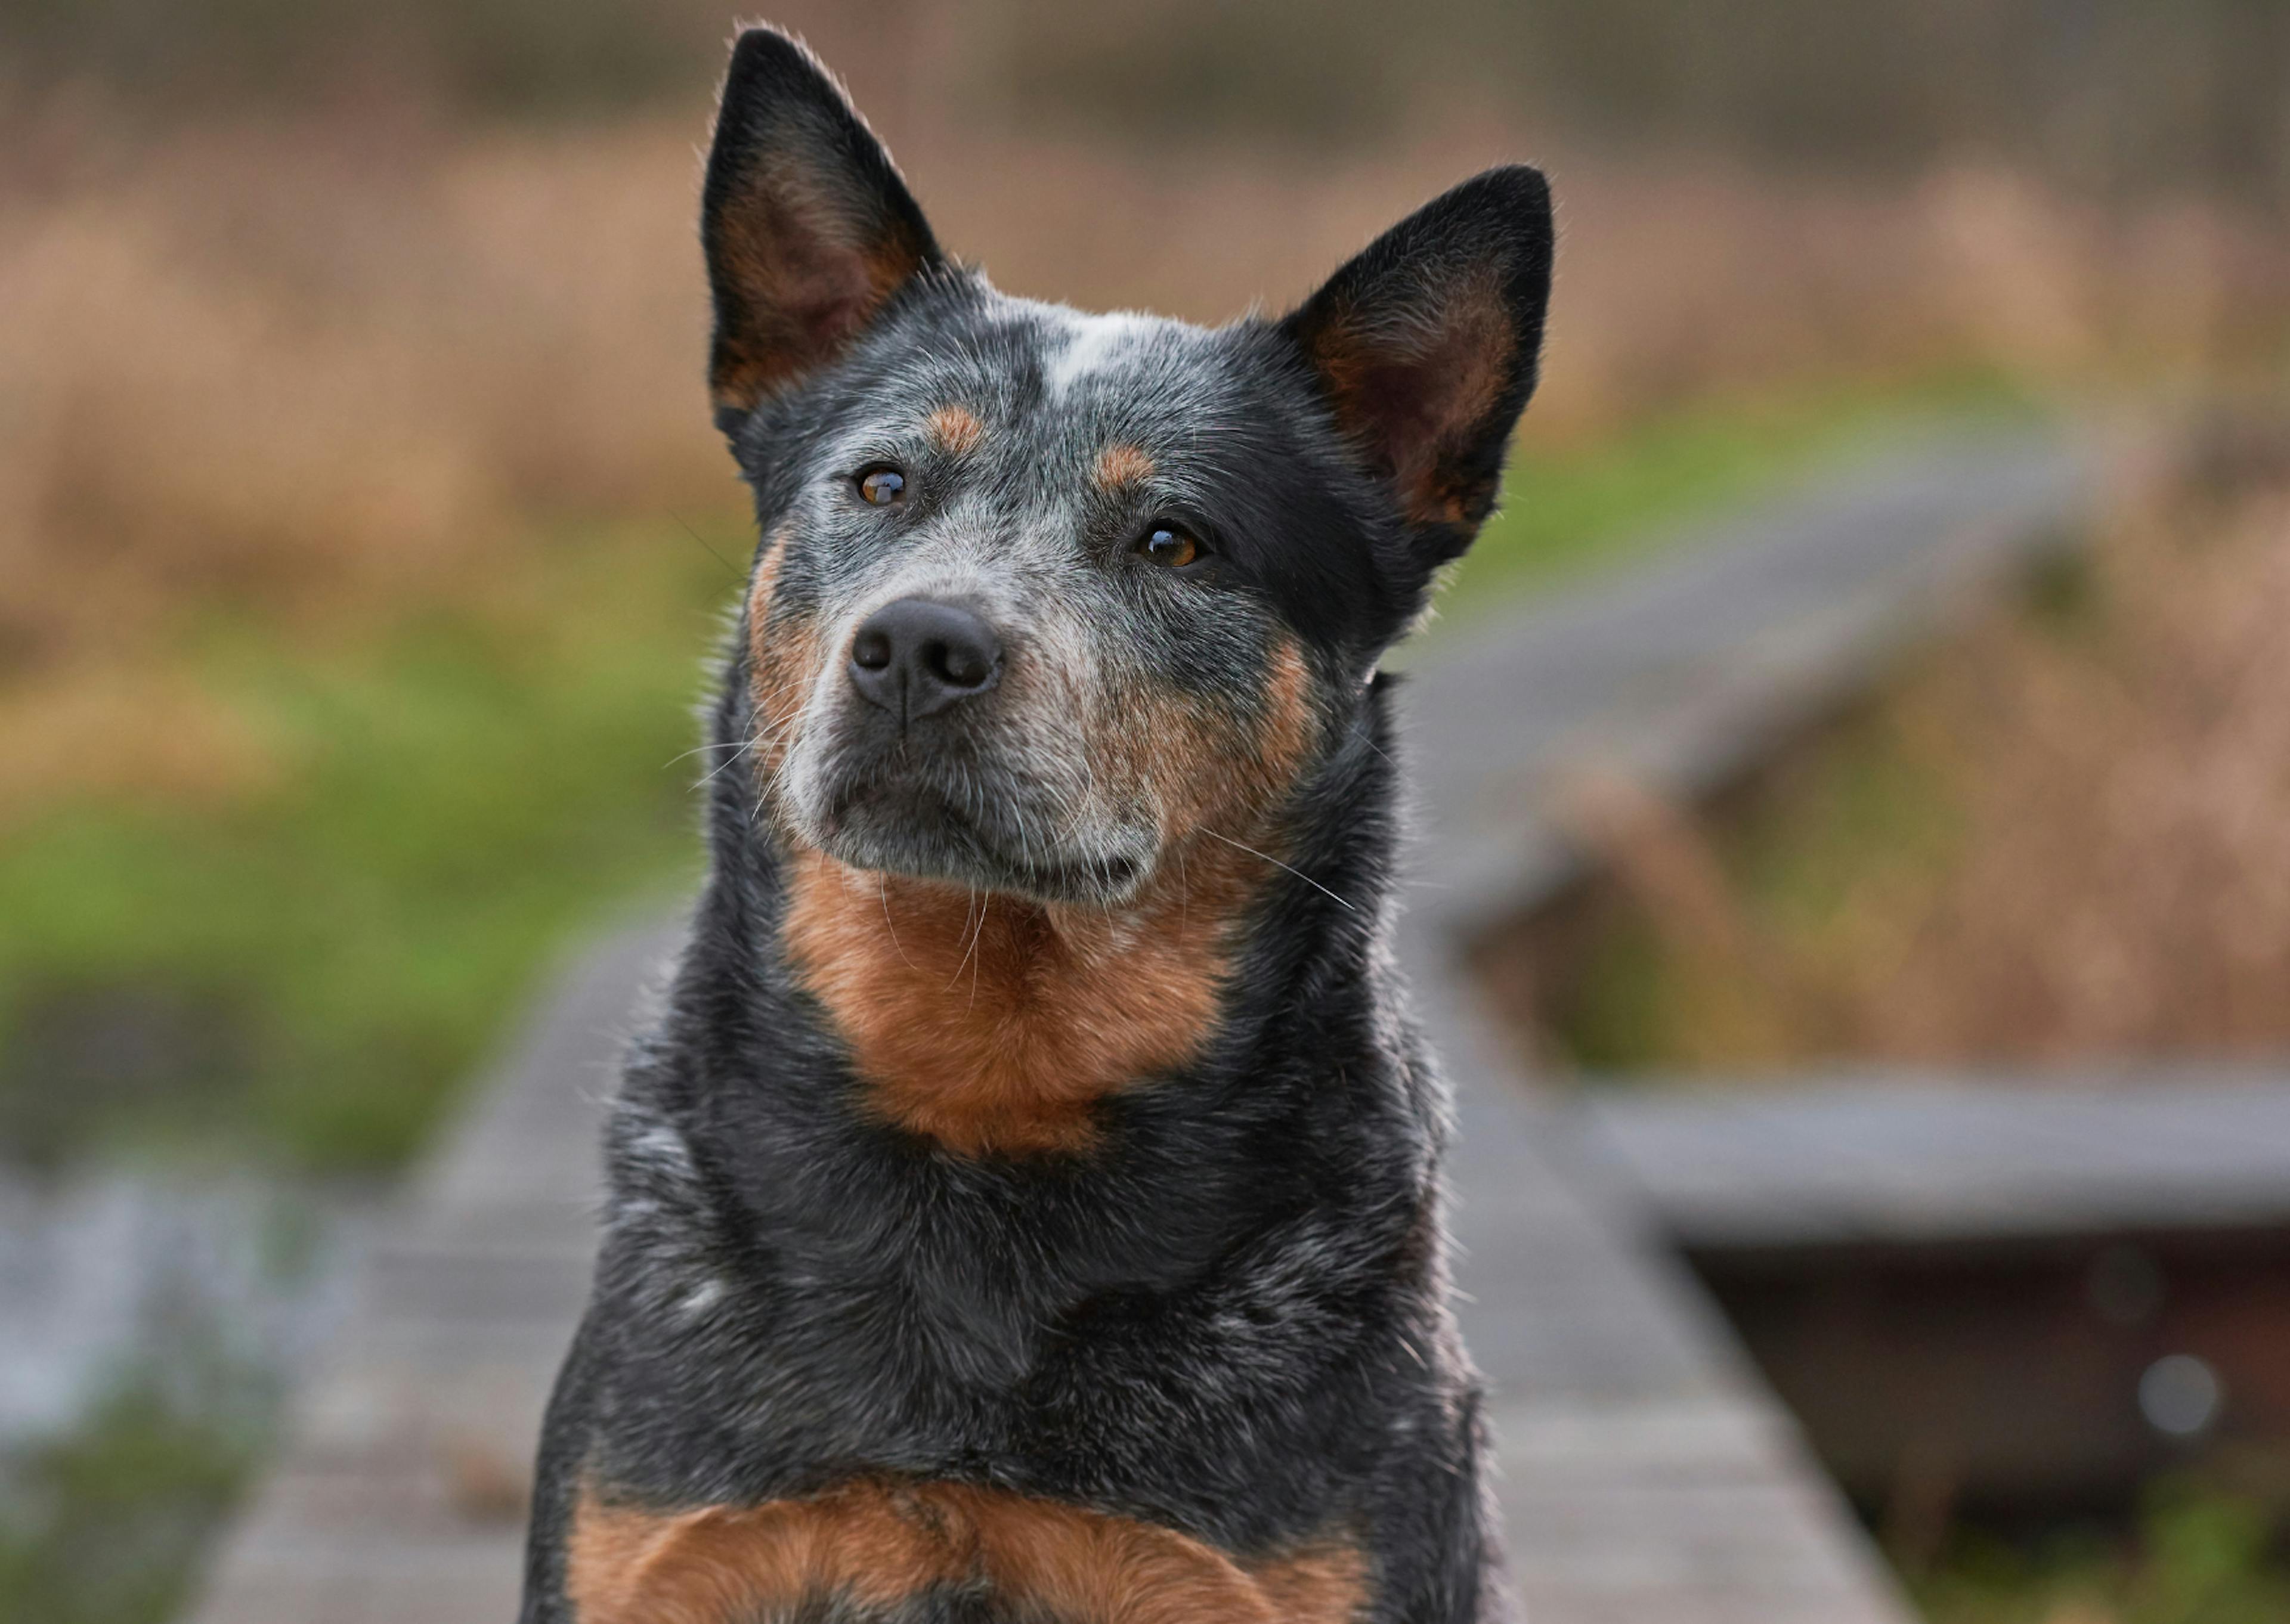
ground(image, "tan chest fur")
xmin=568 ymin=1478 xmax=1367 ymax=1623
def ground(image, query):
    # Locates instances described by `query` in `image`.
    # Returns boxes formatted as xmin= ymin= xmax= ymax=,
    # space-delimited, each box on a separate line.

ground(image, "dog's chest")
xmin=594 ymin=1192 xmax=1394 ymax=1544
xmin=642 ymin=1250 xmax=1287 ymax=1473
xmin=566 ymin=1476 xmax=1369 ymax=1624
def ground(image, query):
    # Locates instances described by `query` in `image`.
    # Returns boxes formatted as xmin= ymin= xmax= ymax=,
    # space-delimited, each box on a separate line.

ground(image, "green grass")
xmin=1552 ymin=697 xmax=1966 ymax=1071
xmin=0 ymin=373 xmax=2034 ymax=1174
xmin=1915 ymin=1476 xmax=2290 ymax=1624
xmin=0 ymin=519 xmax=741 ymax=1170
xmin=0 ymin=1363 xmax=271 ymax=1624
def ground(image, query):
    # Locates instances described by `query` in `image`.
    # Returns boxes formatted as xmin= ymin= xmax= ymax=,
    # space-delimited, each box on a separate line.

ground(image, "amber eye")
xmin=856 ymin=466 xmax=906 ymax=506
xmin=1136 ymin=524 xmax=1202 ymax=569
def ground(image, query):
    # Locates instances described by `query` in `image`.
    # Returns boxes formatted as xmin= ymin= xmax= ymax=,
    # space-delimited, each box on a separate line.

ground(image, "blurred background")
xmin=4 ymin=4 xmax=2289 ymax=1622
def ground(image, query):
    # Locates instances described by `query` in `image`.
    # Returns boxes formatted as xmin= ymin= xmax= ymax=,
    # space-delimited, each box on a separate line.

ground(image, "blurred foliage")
xmin=0 ymin=0 xmax=725 ymax=117
xmin=1506 ymin=0 xmax=2290 ymax=200
xmin=1916 ymin=1473 xmax=2290 ymax=1624
xmin=1519 ymin=411 xmax=2290 ymax=1075
xmin=0 ymin=1360 xmax=268 ymax=1624
xmin=0 ymin=517 xmax=735 ymax=1169
xmin=7 ymin=1 xmax=2289 ymax=202
xmin=1001 ymin=0 xmax=2290 ymax=200
xmin=1548 ymin=698 xmax=1966 ymax=1074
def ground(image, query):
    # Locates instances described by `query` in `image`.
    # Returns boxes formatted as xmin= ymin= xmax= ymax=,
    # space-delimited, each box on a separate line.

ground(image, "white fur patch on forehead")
xmin=1044 ymin=310 xmax=1177 ymax=399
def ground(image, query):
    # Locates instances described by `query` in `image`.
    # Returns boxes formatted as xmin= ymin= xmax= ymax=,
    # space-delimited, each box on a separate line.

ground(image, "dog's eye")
xmin=855 ymin=466 xmax=906 ymax=507
xmin=1135 ymin=524 xmax=1202 ymax=569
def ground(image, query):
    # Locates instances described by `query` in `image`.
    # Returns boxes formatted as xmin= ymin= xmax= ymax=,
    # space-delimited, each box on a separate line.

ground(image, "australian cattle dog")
xmin=521 ymin=24 xmax=1553 ymax=1623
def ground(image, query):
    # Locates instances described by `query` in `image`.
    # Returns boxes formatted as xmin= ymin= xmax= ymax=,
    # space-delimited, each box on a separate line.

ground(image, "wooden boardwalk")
xmin=188 ymin=423 xmax=2094 ymax=1623
xmin=1584 ymin=1069 xmax=2290 ymax=1250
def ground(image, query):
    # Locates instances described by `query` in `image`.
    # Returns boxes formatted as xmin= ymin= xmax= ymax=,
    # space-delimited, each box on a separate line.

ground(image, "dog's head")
xmin=708 ymin=29 xmax=1551 ymax=910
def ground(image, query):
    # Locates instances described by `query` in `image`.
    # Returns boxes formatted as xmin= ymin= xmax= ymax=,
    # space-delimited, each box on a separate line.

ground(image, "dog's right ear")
xmin=703 ymin=27 xmax=943 ymax=434
xmin=1281 ymin=166 xmax=1552 ymax=575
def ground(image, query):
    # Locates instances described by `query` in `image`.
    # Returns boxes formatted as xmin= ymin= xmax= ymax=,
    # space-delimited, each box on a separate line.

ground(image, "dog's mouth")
xmin=810 ymin=768 xmax=1153 ymax=907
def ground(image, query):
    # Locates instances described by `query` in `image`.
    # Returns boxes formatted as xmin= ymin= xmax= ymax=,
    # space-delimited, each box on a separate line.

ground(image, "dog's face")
xmin=740 ymin=309 xmax=1340 ymax=907
xmin=705 ymin=32 xmax=1552 ymax=910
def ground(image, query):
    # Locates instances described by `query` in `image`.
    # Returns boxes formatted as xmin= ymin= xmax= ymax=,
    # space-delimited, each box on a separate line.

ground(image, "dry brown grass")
xmin=0 ymin=114 xmax=722 ymax=667
xmin=1515 ymin=416 xmax=2290 ymax=1070
xmin=1848 ymin=431 xmax=2290 ymax=1059
xmin=5 ymin=96 xmax=2288 ymax=816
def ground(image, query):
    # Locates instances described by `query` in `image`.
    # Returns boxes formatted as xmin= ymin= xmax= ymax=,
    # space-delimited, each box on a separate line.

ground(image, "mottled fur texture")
xmin=521 ymin=26 xmax=1552 ymax=1624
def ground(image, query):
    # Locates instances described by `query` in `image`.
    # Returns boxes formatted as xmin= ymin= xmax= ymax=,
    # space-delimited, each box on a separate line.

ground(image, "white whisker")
xmin=695 ymin=738 xmax=761 ymax=787
xmin=945 ymin=884 xmax=989 ymax=994
xmin=665 ymin=739 xmax=754 ymax=767
xmin=1197 ymin=828 xmax=1357 ymax=913
xmin=880 ymin=874 xmax=917 ymax=969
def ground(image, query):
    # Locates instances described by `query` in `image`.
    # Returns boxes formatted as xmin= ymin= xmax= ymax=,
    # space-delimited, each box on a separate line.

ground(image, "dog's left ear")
xmin=1281 ymin=166 xmax=1552 ymax=569
xmin=703 ymin=27 xmax=945 ymax=433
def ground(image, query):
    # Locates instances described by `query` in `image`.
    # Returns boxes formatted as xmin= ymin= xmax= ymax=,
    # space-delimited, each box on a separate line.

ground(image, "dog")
xmin=519 ymin=25 xmax=1551 ymax=1623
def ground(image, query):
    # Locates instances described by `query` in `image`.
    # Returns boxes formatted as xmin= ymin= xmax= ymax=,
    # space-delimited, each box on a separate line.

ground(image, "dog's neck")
xmin=685 ymin=678 xmax=1400 ymax=1169
xmin=773 ymin=831 xmax=1271 ymax=1157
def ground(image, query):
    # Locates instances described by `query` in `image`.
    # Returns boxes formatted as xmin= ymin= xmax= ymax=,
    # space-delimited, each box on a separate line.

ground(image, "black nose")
xmin=847 ymin=597 xmax=1003 ymax=723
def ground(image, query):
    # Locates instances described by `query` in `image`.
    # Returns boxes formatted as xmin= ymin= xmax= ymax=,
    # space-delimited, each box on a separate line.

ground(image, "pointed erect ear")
xmin=702 ymin=28 xmax=943 ymax=432
xmin=1280 ymin=166 xmax=1553 ymax=565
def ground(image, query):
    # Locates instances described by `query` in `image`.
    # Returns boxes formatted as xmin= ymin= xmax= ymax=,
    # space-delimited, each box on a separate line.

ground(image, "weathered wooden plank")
xmin=184 ymin=927 xmax=672 ymax=1624
xmin=1586 ymin=1071 xmax=2290 ymax=1249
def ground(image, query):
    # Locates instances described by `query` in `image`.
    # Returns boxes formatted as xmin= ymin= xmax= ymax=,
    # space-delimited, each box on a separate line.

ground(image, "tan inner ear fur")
xmin=710 ymin=168 xmax=933 ymax=416
xmin=1307 ymin=270 xmax=1515 ymax=530
xmin=773 ymin=639 xmax=1319 ymax=1158
xmin=568 ymin=1476 xmax=1369 ymax=1624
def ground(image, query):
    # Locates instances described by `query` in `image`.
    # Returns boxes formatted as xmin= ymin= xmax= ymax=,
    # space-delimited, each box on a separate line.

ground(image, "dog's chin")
xmin=804 ymin=777 xmax=1156 ymax=910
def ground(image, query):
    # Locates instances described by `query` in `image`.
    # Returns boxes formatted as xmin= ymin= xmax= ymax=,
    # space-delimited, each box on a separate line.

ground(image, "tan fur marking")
xmin=568 ymin=1479 xmax=960 ymax=1623
xmin=568 ymin=1479 xmax=1367 ymax=1623
xmin=746 ymin=525 xmax=820 ymax=777
xmin=1253 ymin=1541 xmax=1372 ymax=1620
xmin=1257 ymin=640 xmax=1316 ymax=794
xmin=1104 ymin=637 xmax=1319 ymax=848
xmin=1093 ymin=442 xmax=1156 ymax=491
xmin=747 ymin=523 xmax=788 ymax=622
xmin=782 ymin=844 xmax=1250 ymax=1157
xmin=926 ymin=404 xmax=985 ymax=455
